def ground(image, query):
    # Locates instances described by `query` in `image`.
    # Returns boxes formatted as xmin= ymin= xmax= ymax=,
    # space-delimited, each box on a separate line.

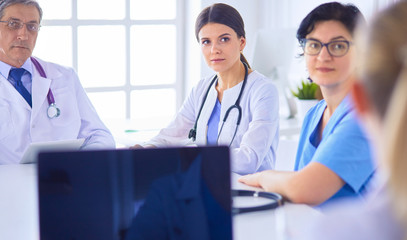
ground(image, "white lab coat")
xmin=0 ymin=57 xmax=115 ymax=164
xmin=145 ymin=71 xmax=279 ymax=175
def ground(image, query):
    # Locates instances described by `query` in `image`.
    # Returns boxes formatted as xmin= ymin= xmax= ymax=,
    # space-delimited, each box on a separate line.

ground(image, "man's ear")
xmin=351 ymin=81 xmax=372 ymax=117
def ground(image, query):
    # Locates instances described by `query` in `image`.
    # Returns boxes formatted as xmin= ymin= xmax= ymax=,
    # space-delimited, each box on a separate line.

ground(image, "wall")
xmin=188 ymin=0 xmax=399 ymax=78
xmin=185 ymin=0 xmax=400 ymax=115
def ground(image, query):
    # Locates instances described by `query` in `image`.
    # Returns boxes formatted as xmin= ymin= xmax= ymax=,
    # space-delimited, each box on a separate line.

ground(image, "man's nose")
xmin=16 ymin=25 xmax=29 ymax=40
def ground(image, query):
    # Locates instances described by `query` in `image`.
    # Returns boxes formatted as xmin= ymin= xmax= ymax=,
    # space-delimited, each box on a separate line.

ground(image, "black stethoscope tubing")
xmin=188 ymin=62 xmax=249 ymax=146
xmin=231 ymin=189 xmax=284 ymax=215
xmin=30 ymin=57 xmax=60 ymax=119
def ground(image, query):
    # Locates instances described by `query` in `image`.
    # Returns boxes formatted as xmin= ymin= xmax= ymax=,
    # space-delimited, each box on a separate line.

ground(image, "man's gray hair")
xmin=0 ymin=0 xmax=43 ymax=22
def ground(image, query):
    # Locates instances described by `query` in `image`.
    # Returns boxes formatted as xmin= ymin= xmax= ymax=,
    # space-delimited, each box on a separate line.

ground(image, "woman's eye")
xmin=309 ymin=43 xmax=319 ymax=49
xmin=201 ymin=40 xmax=210 ymax=45
xmin=220 ymin=37 xmax=230 ymax=42
xmin=333 ymin=43 xmax=345 ymax=49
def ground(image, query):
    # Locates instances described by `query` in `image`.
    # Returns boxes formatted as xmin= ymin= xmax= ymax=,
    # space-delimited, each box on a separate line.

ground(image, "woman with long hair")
xmin=133 ymin=3 xmax=279 ymax=175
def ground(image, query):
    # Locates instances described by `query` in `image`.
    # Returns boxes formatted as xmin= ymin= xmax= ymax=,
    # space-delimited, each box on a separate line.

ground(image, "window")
xmin=34 ymin=0 xmax=181 ymax=131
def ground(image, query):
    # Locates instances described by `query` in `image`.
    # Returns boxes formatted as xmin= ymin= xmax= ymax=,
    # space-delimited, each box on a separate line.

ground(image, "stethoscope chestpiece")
xmin=47 ymin=103 xmax=60 ymax=119
xmin=188 ymin=128 xmax=197 ymax=141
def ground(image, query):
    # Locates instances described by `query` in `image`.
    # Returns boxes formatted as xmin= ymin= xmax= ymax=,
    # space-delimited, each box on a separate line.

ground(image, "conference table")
xmin=0 ymin=164 xmax=320 ymax=240
xmin=104 ymin=116 xmax=303 ymax=148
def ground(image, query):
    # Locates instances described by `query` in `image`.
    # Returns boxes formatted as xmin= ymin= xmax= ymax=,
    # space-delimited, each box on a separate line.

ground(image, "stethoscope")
xmin=188 ymin=62 xmax=248 ymax=146
xmin=30 ymin=57 xmax=60 ymax=119
xmin=231 ymin=189 xmax=284 ymax=215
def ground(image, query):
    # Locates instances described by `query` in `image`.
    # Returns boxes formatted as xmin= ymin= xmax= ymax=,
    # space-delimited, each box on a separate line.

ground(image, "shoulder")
xmin=335 ymin=112 xmax=362 ymax=135
xmin=245 ymin=71 xmax=278 ymax=97
xmin=332 ymin=103 xmax=363 ymax=136
xmin=192 ymin=75 xmax=216 ymax=93
xmin=332 ymin=96 xmax=359 ymax=126
xmin=247 ymin=71 xmax=276 ymax=88
xmin=185 ymin=75 xmax=218 ymax=106
xmin=33 ymin=57 xmax=77 ymax=78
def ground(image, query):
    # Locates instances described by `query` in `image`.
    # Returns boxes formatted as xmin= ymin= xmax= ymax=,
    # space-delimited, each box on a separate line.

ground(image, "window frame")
xmin=38 ymin=0 xmax=186 ymax=120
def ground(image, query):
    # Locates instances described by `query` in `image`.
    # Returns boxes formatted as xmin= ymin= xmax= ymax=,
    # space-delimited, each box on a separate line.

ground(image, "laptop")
xmin=37 ymin=146 xmax=232 ymax=240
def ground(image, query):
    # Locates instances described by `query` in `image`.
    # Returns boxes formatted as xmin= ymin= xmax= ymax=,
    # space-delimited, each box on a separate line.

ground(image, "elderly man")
xmin=0 ymin=0 xmax=115 ymax=164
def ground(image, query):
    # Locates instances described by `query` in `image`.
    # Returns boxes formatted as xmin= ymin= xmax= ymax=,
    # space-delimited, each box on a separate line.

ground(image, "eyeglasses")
xmin=0 ymin=19 xmax=40 ymax=32
xmin=300 ymin=39 xmax=352 ymax=57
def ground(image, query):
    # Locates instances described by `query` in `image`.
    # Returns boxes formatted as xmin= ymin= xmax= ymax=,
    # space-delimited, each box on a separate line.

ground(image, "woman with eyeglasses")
xmin=239 ymin=2 xmax=375 ymax=206
xmin=298 ymin=2 xmax=407 ymax=239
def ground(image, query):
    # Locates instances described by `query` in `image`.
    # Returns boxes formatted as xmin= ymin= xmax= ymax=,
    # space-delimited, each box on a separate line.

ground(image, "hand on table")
xmin=238 ymin=172 xmax=263 ymax=188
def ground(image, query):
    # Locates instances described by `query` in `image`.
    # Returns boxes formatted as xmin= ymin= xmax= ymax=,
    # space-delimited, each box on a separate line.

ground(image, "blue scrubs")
xmin=294 ymin=95 xmax=375 ymax=206
xmin=207 ymin=99 xmax=221 ymax=145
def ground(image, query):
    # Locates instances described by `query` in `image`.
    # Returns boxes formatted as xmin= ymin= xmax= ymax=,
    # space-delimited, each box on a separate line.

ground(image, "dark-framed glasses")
xmin=0 ymin=19 xmax=40 ymax=32
xmin=300 ymin=39 xmax=352 ymax=57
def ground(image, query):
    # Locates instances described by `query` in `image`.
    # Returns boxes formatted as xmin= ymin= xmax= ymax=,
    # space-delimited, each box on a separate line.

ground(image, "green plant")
xmin=291 ymin=80 xmax=320 ymax=100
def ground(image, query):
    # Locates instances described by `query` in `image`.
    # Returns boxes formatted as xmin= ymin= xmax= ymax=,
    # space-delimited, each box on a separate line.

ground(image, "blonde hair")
xmin=385 ymin=50 xmax=407 ymax=233
xmin=358 ymin=1 xmax=407 ymax=235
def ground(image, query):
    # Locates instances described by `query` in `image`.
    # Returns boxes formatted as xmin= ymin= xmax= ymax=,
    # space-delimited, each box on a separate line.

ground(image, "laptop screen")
xmin=37 ymin=146 xmax=232 ymax=240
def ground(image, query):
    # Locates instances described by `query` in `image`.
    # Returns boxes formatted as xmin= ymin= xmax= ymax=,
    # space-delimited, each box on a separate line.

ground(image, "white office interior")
xmin=0 ymin=0 xmax=400 ymax=239
xmin=30 ymin=0 xmax=397 ymax=172
xmin=31 ymin=0 xmax=397 ymax=149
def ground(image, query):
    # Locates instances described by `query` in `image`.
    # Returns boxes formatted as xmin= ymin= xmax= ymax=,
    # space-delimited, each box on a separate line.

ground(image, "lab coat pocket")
xmin=0 ymin=105 xmax=14 ymax=140
xmin=48 ymin=87 xmax=81 ymax=128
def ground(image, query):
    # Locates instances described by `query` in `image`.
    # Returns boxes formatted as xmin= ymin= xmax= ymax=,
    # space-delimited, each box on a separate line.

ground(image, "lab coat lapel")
xmin=31 ymin=73 xmax=51 ymax=121
xmin=30 ymin=59 xmax=64 ymax=121
xmin=217 ymin=82 xmax=242 ymax=145
xmin=0 ymin=77 xmax=31 ymax=111
xmin=196 ymin=82 xmax=218 ymax=145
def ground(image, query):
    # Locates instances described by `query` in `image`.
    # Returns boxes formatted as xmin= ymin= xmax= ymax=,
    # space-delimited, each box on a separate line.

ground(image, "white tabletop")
xmin=231 ymin=173 xmax=321 ymax=240
xmin=0 ymin=164 xmax=39 ymax=240
xmin=0 ymin=165 xmax=319 ymax=240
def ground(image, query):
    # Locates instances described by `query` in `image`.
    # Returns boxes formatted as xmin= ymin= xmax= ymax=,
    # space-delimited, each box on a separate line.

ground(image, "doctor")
xmin=239 ymin=2 xmax=374 ymax=206
xmin=0 ymin=0 xmax=115 ymax=164
xmin=299 ymin=2 xmax=407 ymax=239
xmin=133 ymin=3 xmax=279 ymax=175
